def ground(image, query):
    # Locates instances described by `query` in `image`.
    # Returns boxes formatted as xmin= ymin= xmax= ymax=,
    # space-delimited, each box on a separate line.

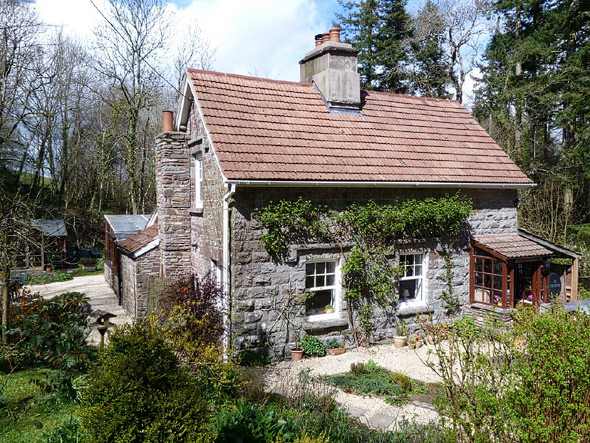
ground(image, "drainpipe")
xmin=222 ymin=183 xmax=236 ymax=360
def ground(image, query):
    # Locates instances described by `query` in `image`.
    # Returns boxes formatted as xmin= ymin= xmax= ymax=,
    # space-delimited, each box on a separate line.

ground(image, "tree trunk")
xmin=1 ymin=264 xmax=10 ymax=345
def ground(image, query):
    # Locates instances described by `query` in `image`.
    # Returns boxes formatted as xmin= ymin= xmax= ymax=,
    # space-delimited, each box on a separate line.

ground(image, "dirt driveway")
xmin=27 ymin=274 xmax=132 ymax=344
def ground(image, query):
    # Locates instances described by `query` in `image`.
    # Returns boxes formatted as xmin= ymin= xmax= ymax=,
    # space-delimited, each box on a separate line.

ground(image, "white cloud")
xmin=172 ymin=0 xmax=333 ymax=80
xmin=34 ymin=0 xmax=337 ymax=82
xmin=34 ymin=0 xmax=107 ymax=39
xmin=462 ymin=67 xmax=481 ymax=111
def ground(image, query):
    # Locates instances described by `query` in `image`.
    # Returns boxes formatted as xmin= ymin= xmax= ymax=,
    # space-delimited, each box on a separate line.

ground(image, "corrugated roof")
xmin=118 ymin=224 xmax=159 ymax=256
xmin=188 ymin=69 xmax=533 ymax=185
xmin=474 ymin=235 xmax=553 ymax=260
xmin=31 ymin=219 xmax=67 ymax=237
xmin=104 ymin=214 xmax=150 ymax=238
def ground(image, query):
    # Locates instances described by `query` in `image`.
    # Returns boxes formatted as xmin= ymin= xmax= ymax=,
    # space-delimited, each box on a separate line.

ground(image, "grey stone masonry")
xmin=120 ymin=248 xmax=160 ymax=318
xmin=155 ymin=132 xmax=192 ymax=279
xmin=229 ymin=186 xmax=519 ymax=356
xmin=187 ymin=102 xmax=226 ymax=278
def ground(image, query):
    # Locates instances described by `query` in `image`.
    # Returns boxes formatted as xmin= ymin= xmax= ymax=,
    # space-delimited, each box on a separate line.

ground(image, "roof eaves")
xmin=518 ymin=228 xmax=584 ymax=260
xmin=186 ymin=72 xmax=229 ymax=186
xmin=226 ymin=179 xmax=535 ymax=189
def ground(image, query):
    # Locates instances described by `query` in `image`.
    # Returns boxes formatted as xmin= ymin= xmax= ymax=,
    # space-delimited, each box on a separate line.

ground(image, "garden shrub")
xmin=390 ymin=372 xmax=412 ymax=394
xmin=350 ymin=362 xmax=367 ymax=376
xmin=39 ymin=415 xmax=87 ymax=443
xmin=149 ymin=274 xmax=224 ymax=365
xmin=212 ymin=398 xmax=292 ymax=442
xmin=508 ymin=305 xmax=590 ymax=442
xmin=237 ymin=349 xmax=271 ymax=366
xmin=429 ymin=306 xmax=590 ymax=442
xmin=300 ymin=335 xmax=325 ymax=357
xmin=79 ymin=321 xmax=214 ymax=443
xmin=5 ymin=290 xmax=92 ymax=398
xmin=25 ymin=271 xmax=74 ymax=285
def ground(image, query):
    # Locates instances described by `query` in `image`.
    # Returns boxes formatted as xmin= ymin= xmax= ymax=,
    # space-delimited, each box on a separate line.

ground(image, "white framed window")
xmin=305 ymin=260 xmax=340 ymax=320
xmin=210 ymin=259 xmax=222 ymax=285
xmin=399 ymin=252 xmax=425 ymax=305
xmin=192 ymin=155 xmax=203 ymax=209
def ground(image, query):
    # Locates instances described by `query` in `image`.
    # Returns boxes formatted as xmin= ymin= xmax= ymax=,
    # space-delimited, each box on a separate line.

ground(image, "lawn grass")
xmin=0 ymin=369 xmax=80 ymax=442
xmin=72 ymin=268 xmax=104 ymax=277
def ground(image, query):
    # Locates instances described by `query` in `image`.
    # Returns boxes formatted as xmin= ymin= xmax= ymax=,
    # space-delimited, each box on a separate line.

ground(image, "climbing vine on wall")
xmin=252 ymin=195 xmax=472 ymax=344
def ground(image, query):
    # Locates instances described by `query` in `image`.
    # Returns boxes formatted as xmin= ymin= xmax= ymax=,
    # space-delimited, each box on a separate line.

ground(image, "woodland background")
xmin=1 ymin=0 xmax=589 ymax=266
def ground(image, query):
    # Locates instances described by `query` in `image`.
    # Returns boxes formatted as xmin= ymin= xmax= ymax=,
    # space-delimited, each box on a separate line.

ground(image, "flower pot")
xmin=393 ymin=335 xmax=407 ymax=348
xmin=290 ymin=348 xmax=304 ymax=361
xmin=415 ymin=340 xmax=423 ymax=349
xmin=408 ymin=342 xmax=416 ymax=350
xmin=328 ymin=347 xmax=346 ymax=356
xmin=325 ymin=308 xmax=335 ymax=314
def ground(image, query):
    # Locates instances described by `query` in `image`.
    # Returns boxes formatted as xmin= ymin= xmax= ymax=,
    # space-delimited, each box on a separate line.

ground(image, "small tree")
xmin=150 ymin=274 xmax=224 ymax=365
xmin=0 ymin=192 xmax=39 ymax=345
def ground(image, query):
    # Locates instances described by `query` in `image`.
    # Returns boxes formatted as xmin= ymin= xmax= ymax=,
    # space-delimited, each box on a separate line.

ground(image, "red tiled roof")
xmin=187 ymin=69 xmax=532 ymax=184
xmin=118 ymin=224 xmax=159 ymax=255
xmin=473 ymin=235 xmax=552 ymax=260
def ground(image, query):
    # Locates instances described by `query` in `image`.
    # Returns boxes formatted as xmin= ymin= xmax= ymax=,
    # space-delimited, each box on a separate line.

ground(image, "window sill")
xmin=305 ymin=312 xmax=340 ymax=322
xmin=467 ymin=302 xmax=512 ymax=314
xmin=189 ymin=204 xmax=204 ymax=216
xmin=303 ymin=316 xmax=348 ymax=332
xmin=398 ymin=301 xmax=432 ymax=315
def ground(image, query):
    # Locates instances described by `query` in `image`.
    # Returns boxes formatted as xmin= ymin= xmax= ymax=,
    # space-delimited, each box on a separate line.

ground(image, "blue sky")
xmin=34 ymin=0 xmax=439 ymax=85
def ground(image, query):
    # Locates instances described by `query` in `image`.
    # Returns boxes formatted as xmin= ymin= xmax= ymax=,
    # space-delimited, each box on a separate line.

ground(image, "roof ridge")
xmin=364 ymin=89 xmax=459 ymax=104
xmin=187 ymin=68 xmax=312 ymax=87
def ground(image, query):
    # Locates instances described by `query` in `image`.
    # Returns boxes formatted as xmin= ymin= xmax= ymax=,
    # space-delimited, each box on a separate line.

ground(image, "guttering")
xmin=222 ymin=183 xmax=237 ymax=360
xmin=226 ymin=180 xmax=535 ymax=189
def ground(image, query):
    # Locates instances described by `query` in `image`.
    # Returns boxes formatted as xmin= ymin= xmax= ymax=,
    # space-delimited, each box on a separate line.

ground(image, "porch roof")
xmin=473 ymin=235 xmax=553 ymax=261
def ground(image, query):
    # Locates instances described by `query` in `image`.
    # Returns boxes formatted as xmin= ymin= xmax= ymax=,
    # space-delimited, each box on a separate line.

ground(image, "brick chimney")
xmin=299 ymin=27 xmax=361 ymax=112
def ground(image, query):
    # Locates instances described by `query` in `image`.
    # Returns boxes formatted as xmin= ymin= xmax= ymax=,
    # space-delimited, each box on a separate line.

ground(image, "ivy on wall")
xmin=252 ymin=195 xmax=472 ymax=344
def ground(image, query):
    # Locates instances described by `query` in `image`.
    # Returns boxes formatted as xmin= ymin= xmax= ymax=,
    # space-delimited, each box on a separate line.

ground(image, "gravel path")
xmin=27 ymin=274 xmax=132 ymax=345
xmin=260 ymin=343 xmax=443 ymax=430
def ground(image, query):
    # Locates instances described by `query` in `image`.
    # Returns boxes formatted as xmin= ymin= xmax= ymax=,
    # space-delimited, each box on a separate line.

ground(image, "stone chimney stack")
xmin=299 ymin=27 xmax=361 ymax=112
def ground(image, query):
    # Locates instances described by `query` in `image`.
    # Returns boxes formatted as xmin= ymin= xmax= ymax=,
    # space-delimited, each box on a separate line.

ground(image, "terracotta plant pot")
xmin=393 ymin=336 xmax=407 ymax=348
xmin=290 ymin=348 xmax=304 ymax=361
xmin=328 ymin=347 xmax=346 ymax=356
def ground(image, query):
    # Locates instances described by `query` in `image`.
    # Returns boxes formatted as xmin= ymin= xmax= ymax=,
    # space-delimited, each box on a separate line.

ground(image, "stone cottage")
xmin=136 ymin=28 xmax=580 ymax=354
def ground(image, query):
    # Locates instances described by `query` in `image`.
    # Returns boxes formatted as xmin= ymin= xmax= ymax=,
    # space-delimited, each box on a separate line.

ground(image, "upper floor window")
xmin=305 ymin=260 xmax=339 ymax=319
xmin=192 ymin=155 xmax=203 ymax=209
xmin=399 ymin=252 xmax=424 ymax=304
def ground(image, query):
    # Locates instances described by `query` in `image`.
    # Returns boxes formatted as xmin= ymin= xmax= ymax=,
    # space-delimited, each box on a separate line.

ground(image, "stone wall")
xmin=120 ymin=253 xmax=135 ymax=315
xmin=187 ymin=102 xmax=226 ymax=279
xmin=230 ymin=186 xmax=518 ymax=356
xmin=104 ymin=260 xmax=113 ymax=291
xmin=155 ymin=132 xmax=192 ymax=279
xmin=120 ymin=248 xmax=161 ymax=318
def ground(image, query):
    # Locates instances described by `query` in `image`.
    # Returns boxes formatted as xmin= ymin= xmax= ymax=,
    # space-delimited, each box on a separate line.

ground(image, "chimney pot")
xmin=314 ymin=33 xmax=323 ymax=47
xmin=329 ymin=27 xmax=341 ymax=42
xmin=321 ymin=32 xmax=330 ymax=44
xmin=162 ymin=110 xmax=173 ymax=132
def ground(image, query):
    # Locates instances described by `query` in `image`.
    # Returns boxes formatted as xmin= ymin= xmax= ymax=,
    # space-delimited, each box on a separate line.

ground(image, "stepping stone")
xmin=347 ymin=407 xmax=367 ymax=418
xmin=367 ymin=413 xmax=395 ymax=429
xmin=409 ymin=400 xmax=437 ymax=411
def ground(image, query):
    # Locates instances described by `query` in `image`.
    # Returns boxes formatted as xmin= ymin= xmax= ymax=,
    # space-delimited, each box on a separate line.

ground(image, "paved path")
xmin=27 ymin=274 xmax=133 ymax=345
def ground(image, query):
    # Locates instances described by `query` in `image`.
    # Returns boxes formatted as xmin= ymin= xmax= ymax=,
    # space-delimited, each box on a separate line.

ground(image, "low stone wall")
xmin=463 ymin=303 xmax=513 ymax=327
